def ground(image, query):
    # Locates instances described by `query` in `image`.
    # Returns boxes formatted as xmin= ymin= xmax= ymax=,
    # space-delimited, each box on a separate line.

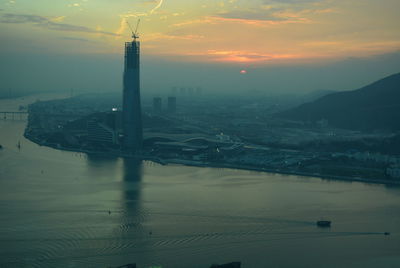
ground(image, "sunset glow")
xmin=0 ymin=0 xmax=399 ymax=64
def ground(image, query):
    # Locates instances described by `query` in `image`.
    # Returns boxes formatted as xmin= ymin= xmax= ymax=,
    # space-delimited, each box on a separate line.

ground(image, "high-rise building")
xmin=122 ymin=37 xmax=143 ymax=152
xmin=167 ymin=96 xmax=177 ymax=113
xmin=153 ymin=97 xmax=162 ymax=114
xmin=196 ymin=87 xmax=203 ymax=96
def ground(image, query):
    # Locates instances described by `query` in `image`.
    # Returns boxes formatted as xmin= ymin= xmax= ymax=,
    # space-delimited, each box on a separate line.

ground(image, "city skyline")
xmin=1 ymin=2 xmax=400 ymax=267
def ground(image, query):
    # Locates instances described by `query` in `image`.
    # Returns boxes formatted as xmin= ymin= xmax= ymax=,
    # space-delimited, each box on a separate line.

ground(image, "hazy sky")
xmin=1 ymin=0 xmax=400 ymax=94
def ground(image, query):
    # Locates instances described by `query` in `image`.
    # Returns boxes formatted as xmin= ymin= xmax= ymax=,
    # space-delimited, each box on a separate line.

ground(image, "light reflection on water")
xmin=1 ymin=99 xmax=400 ymax=267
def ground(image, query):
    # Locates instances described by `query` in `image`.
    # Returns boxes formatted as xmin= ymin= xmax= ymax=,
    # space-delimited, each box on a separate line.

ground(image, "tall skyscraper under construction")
xmin=122 ymin=21 xmax=143 ymax=152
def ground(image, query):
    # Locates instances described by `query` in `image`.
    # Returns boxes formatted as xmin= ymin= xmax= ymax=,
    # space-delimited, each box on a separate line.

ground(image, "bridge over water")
xmin=0 ymin=111 xmax=28 ymax=120
xmin=0 ymin=111 xmax=84 ymax=121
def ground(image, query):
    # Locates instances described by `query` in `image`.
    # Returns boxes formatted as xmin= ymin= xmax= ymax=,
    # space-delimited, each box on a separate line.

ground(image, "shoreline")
xmin=24 ymin=133 xmax=400 ymax=186
xmin=24 ymin=132 xmax=167 ymax=163
xmin=162 ymin=158 xmax=400 ymax=186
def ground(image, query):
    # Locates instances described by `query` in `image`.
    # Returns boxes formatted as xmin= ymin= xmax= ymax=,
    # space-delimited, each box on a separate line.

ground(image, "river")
xmin=0 ymin=95 xmax=400 ymax=268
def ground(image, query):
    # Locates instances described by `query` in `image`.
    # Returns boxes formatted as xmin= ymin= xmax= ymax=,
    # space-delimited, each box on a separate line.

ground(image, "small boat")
xmin=0 ymin=144 xmax=3 ymax=149
xmin=114 ymin=264 xmax=136 ymax=268
xmin=384 ymin=232 xmax=390 ymax=236
xmin=316 ymin=220 xmax=331 ymax=227
xmin=210 ymin=262 xmax=241 ymax=268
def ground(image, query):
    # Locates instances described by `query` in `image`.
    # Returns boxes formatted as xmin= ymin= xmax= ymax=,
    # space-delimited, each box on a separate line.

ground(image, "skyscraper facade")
xmin=153 ymin=97 xmax=162 ymax=114
xmin=167 ymin=96 xmax=177 ymax=113
xmin=122 ymin=40 xmax=143 ymax=152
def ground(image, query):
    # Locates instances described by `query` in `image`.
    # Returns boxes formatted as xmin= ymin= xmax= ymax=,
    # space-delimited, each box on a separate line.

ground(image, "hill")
xmin=277 ymin=73 xmax=400 ymax=131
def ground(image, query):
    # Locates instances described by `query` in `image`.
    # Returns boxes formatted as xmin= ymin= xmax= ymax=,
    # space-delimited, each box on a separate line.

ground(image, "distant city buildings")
xmin=153 ymin=97 xmax=162 ymax=114
xmin=196 ymin=87 xmax=203 ymax=95
xmin=387 ymin=165 xmax=400 ymax=179
xmin=173 ymin=86 xmax=203 ymax=98
xmin=150 ymin=96 xmax=177 ymax=114
xmin=167 ymin=96 xmax=176 ymax=113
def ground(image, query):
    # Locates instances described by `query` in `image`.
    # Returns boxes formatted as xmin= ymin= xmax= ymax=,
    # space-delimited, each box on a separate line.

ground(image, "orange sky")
xmin=1 ymin=0 xmax=400 ymax=64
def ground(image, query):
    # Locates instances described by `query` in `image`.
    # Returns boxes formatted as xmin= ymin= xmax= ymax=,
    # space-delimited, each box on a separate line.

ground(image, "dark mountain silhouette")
xmin=301 ymin=89 xmax=337 ymax=103
xmin=277 ymin=72 xmax=400 ymax=131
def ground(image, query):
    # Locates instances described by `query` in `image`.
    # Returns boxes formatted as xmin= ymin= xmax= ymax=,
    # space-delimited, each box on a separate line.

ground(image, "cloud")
xmin=115 ymin=0 xmax=164 ymax=37
xmin=51 ymin=16 xmax=66 ymax=22
xmin=172 ymin=12 xmax=309 ymax=29
xmin=141 ymin=0 xmax=159 ymax=4
xmin=204 ymin=50 xmax=302 ymax=63
xmin=171 ymin=18 xmax=216 ymax=27
xmin=215 ymin=10 xmax=287 ymax=22
xmin=228 ymin=0 xmax=336 ymax=25
xmin=68 ymin=3 xmax=81 ymax=8
xmin=0 ymin=13 xmax=119 ymax=36
xmin=67 ymin=0 xmax=89 ymax=10
xmin=145 ymin=32 xmax=204 ymax=42
xmin=173 ymin=50 xmax=305 ymax=63
xmin=60 ymin=37 xmax=92 ymax=42
xmin=209 ymin=13 xmax=310 ymax=26
xmin=206 ymin=3 xmax=316 ymax=27
xmin=265 ymin=0 xmax=324 ymax=4
xmin=120 ymin=0 xmax=163 ymax=18
xmin=150 ymin=0 xmax=164 ymax=14
xmin=261 ymin=0 xmax=333 ymax=16
xmin=115 ymin=17 xmax=128 ymax=36
xmin=271 ymin=0 xmax=313 ymax=2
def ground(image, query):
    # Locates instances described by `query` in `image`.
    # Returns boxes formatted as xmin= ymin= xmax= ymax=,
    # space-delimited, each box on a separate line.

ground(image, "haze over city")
xmin=1 ymin=1 xmax=400 ymax=268
xmin=1 ymin=0 xmax=400 ymax=94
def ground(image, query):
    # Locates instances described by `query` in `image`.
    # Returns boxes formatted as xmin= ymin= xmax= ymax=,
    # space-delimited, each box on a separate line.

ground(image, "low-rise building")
xmin=387 ymin=165 xmax=400 ymax=179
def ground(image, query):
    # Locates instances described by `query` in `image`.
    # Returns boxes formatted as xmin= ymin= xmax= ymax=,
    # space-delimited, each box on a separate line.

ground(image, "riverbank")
xmin=24 ymin=132 xmax=167 ymax=163
xmin=5 ymin=120 xmax=400 ymax=268
xmin=23 ymin=132 xmax=400 ymax=186
xmin=163 ymin=158 xmax=400 ymax=186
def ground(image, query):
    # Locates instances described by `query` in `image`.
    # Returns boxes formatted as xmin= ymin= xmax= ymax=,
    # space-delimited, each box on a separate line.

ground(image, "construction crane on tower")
xmin=127 ymin=19 xmax=141 ymax=42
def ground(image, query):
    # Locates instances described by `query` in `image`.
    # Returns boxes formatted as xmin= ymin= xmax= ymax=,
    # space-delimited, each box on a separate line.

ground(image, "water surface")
xmin=1 ymin=97 xmax=400 ymax=268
